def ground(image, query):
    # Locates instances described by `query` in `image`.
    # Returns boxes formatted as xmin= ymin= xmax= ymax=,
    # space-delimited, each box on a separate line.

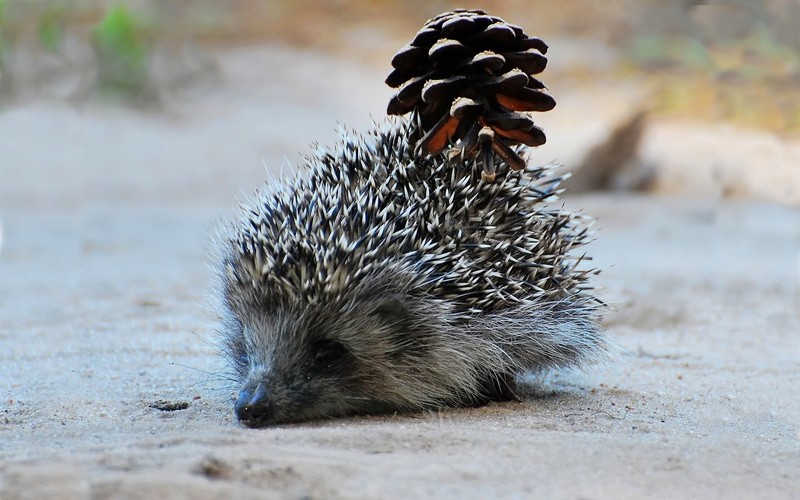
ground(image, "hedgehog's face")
xmin=223 ymin=294 xmax=417 ymax=427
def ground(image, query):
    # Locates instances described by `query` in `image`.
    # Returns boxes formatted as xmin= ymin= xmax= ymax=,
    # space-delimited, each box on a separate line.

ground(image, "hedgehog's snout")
xmin=234 ymin=381 xmax=273 ymax=426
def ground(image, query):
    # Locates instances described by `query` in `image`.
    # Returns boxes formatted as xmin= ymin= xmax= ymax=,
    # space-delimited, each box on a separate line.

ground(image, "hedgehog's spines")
xmin=225 ymin=115 xmax=596 ymax=317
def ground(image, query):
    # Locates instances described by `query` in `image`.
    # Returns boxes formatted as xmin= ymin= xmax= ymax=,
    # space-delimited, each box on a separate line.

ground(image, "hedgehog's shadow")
xmin=513 ymin=370 xmax=598 ymax=400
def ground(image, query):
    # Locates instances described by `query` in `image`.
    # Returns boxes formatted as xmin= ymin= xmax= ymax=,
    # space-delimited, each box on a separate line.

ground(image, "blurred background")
xmin=1 ymin=6 xmax=799 ymax=489
xmin=0 ymin=0 xmax=798 ymax=210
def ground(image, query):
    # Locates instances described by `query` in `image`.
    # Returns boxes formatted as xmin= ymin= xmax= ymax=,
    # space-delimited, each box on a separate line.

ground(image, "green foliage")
xmin=92 ymin=5 xmax=152 ymax=100
xmin=38 ymin=4 xmax=67 ymax=54
xmin=93 ymin=5 xmax=146 ymax=69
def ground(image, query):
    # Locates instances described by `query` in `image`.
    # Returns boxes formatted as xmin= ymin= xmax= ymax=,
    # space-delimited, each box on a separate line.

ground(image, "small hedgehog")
xmin=214 ymin=10 xmax=607 ymax=427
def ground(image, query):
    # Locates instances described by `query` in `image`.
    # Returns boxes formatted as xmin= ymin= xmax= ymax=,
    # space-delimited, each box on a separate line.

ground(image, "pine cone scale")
xmin=502 ymin=50 xmax=548 ymax=75
xmin=476 ymin=69 xmax=529 ymax=93
xmin=464 ymin=24 xmax=519 ymax=51
xmin=422 ymin=76 xmax=468 ymax=104
xmin=450 ymin=97 xmax=484 ymax=119
xmin=419 ymin=113 xmax=462 ymax=155
xmin=493 ymin=125 xmax=546 ymax=148
xmin=386 ymin=68 xmax=415 ymax=88
xmin=463 ymin=51 xmax=506 ymax=74
xmin=411 ymin=27 xmax=440 ymax=47
xmin=395 ymin=75 xmax=427 ymax=107
xmin=524 ymin=76 xmax=546 ymax=90
xmin=440 ymin=16 xmax=481 ymax=38
xmin=517 ymin=37 xmax=549 ymax=54
xmin=492 ymin=139 xmax=528 ymax=171
xmin=387 ymin=95 xmax=415 ymax=116
xmin=428 ymin=39 xmax=476 ymax=65
xmin=390 ymin=44 xmax=429 ymax=71
xmin=496 ymin=88 xmax=556 ymax=112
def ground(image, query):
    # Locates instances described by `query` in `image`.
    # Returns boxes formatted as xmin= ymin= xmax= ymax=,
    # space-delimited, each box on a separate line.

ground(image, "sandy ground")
xmin=1 ymin=45 xmax=799 ymax=499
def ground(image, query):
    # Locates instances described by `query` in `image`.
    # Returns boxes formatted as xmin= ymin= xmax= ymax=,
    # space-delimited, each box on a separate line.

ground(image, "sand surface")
xmin=1 ymin=45 xmax=799 ymax=499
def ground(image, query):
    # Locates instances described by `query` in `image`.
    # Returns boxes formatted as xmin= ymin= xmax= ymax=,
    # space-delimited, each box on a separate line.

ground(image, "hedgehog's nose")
xmin=234 ymin=382 xmax=273 ymax=425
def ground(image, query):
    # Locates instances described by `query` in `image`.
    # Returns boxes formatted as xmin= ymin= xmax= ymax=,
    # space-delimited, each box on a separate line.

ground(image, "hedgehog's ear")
xmin=372 ymin=297 xmax=411 ymax=330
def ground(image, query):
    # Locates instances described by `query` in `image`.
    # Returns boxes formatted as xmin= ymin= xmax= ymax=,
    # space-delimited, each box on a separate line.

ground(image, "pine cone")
xmin=386 ymin=9 xmax=555 ymax=181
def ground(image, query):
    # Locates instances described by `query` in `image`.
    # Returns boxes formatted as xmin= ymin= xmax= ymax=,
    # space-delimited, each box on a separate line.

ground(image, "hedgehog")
xmin=214 ymin=9 xmax=607 ymax=427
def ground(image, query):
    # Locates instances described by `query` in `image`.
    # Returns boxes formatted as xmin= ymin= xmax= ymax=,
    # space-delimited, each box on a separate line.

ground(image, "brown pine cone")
xmin=386 ymin=9 xmax=555 ymax=181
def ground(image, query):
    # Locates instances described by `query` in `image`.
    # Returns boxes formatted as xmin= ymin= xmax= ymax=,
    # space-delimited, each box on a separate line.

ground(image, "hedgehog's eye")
xmin=310 ymin=339 xmax=348 ymax=372
xmin=372 ymin=297 xmax=411 ymax=330
xmin=230 ymin=346 xmax=249 ymax=375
